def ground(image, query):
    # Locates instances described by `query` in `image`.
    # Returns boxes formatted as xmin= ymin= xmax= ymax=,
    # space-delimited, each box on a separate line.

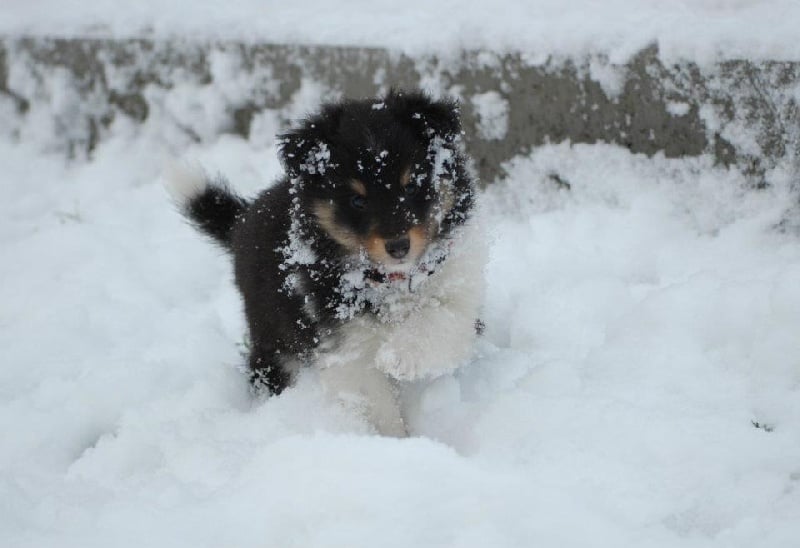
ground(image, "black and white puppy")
xmin=166 ymin=91 xmax=485 ymax=436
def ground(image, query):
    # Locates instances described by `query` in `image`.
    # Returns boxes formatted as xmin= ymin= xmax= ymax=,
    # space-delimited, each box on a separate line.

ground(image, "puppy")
xmin=166 ymin=91 xmax=485 ymax=436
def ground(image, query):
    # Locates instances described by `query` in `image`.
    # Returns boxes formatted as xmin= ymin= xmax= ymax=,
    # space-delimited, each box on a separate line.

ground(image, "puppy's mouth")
xmin=363 ymin=260 xmax=436 ymax=287
xmin=362 ymin=255 xmax=420 ymax=286
xmin=364 ymin=269 xmax=409 ymax=285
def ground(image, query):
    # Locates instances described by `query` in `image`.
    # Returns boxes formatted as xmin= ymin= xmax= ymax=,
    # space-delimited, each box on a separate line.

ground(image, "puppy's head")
xmin=278 ymin=90 xmax=473 ymax=272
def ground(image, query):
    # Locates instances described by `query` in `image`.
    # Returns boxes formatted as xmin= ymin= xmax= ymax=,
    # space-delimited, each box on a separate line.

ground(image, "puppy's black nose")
xmin=385 ymin=237 xmax=410 ymax=259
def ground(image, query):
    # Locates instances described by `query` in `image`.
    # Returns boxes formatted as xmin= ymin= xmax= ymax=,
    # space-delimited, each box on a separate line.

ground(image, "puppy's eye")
xmin=350 ymin=194 xmax=367 ymax=210
xmin=404 ymin=184 xmax=418 ymax=198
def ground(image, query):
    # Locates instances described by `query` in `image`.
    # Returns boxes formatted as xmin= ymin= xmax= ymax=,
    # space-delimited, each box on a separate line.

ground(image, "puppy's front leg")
xmin=319 ymin=360 xmax=407 ymax=437
xmin=249 ymin=346 xmax=291 ymax=395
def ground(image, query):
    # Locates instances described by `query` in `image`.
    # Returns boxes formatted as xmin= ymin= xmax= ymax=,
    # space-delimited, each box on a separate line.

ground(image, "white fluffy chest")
xmin=315 ymin=222 xmax=486 ymax=381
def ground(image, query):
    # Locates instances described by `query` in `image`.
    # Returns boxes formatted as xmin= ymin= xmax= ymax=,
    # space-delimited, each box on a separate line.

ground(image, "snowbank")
xmin=1 ymin=119 xmax=799 ymax=546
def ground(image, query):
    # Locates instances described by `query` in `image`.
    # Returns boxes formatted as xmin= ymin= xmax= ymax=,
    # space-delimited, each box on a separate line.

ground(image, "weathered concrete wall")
xmin=1 ymin=36 xmax=798 ymax=185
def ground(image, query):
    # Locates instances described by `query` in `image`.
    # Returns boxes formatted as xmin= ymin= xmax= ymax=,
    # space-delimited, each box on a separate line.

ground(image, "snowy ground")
xmin=2 ymin=95 xmax=800 ymax=546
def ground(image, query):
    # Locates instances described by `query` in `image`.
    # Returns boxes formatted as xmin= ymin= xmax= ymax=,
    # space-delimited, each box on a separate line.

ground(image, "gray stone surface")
xmin=1 ymin=36 xmax=798 ymax=185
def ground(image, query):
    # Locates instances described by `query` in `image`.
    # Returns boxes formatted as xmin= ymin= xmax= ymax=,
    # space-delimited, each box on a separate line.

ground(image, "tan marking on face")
xmin=425 ymin=178 xmax=455 ymax=239
xmin=312 ymin=200 xmax=361 ymax=253
xmin=407 ymin=226 xmax=429 ymax=261
xmin=424 ymin=214 xmax=440 ymax=241
xmin=365 ymin=233 xmax=389 ymax=264
xmin=350 ymin=179 xmax=367 ymax=196
xmin=439 ymin=179 xmax=456 ymax=216
xmin=400 ymin=168 xmax=412 ymax=187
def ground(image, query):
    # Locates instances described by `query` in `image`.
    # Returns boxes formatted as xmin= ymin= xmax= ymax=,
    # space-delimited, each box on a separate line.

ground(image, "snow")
xmin=471 ymin=91 xmax=509 ymax=141
xmin=2 ymin=1 xmax=800 ymax=540
xmin=666 ymin=101 xmax=692 ymax=118
xmin=3 ymin=0 xmax=800 ymax=62
xmin=2 ymin=110 xmax=800 ymax=545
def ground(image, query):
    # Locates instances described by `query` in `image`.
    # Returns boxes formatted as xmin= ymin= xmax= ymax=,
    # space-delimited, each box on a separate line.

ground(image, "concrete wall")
xmin=1 ymin=36 xmax=798 ymax=185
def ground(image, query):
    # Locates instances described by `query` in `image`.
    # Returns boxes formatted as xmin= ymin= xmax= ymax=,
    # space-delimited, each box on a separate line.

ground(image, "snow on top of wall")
xmin=2 ymin=0 xmax=800 ymax=63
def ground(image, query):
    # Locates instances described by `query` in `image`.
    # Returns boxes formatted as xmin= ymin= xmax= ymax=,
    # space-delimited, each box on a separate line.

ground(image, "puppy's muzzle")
xmin=385 ymin=237 xmax=410 ymax=259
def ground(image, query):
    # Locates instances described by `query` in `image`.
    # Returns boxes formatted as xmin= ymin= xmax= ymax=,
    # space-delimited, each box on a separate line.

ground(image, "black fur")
xmin=186 ymin=179 xmax=249 ymax=248
xmin=179 ymin=91 xmax=475 ymax=394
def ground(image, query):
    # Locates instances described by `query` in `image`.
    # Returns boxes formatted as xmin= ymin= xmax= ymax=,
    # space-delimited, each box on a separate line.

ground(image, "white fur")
xmin=316 ymin=219 xmax=487 ymax=437
xmin=318 ymin=356 xmax=407 ymax=437
xmin=162 ymin=161 xmax=209 ymax=207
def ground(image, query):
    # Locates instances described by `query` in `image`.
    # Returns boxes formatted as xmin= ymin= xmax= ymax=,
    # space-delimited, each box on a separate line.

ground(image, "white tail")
xmin=162 ymin=161 xmax=209 ymax=207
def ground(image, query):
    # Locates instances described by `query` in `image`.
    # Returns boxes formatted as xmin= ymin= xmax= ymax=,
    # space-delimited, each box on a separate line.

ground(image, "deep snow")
xmin=2 ymin=2 xmax=800 ymax=539
xmin=2 ymin=94 xmax=800 ymax=546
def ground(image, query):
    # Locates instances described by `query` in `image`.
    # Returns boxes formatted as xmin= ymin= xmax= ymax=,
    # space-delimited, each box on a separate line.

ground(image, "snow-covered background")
xmin=4 ymin=0 xmax=800 ymax=62
xmin=2 ymin=2 xmax=800 ymax=547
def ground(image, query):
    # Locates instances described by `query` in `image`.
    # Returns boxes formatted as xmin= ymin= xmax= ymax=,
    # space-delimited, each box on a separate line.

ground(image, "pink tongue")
xmin=386 ymin=272 xmax=407 ymax=282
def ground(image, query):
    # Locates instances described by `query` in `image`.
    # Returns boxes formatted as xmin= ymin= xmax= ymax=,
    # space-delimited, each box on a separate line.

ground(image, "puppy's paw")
xmin=318 ymin=356 xmax=407 ymax=437
xmin=375 ymin=331 xmax=462 ymax=381
xmin=373 ymin=411 xmax=409 ymax=438
xmin=375 ymin=340 xmax=421 ymax=381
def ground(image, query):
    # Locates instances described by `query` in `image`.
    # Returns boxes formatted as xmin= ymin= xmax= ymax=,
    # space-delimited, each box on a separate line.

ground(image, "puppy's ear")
xmin=278 ymin=104 xmax=344 ymax=178
xmin=387 ymin=90 xmax=462 ymax=142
